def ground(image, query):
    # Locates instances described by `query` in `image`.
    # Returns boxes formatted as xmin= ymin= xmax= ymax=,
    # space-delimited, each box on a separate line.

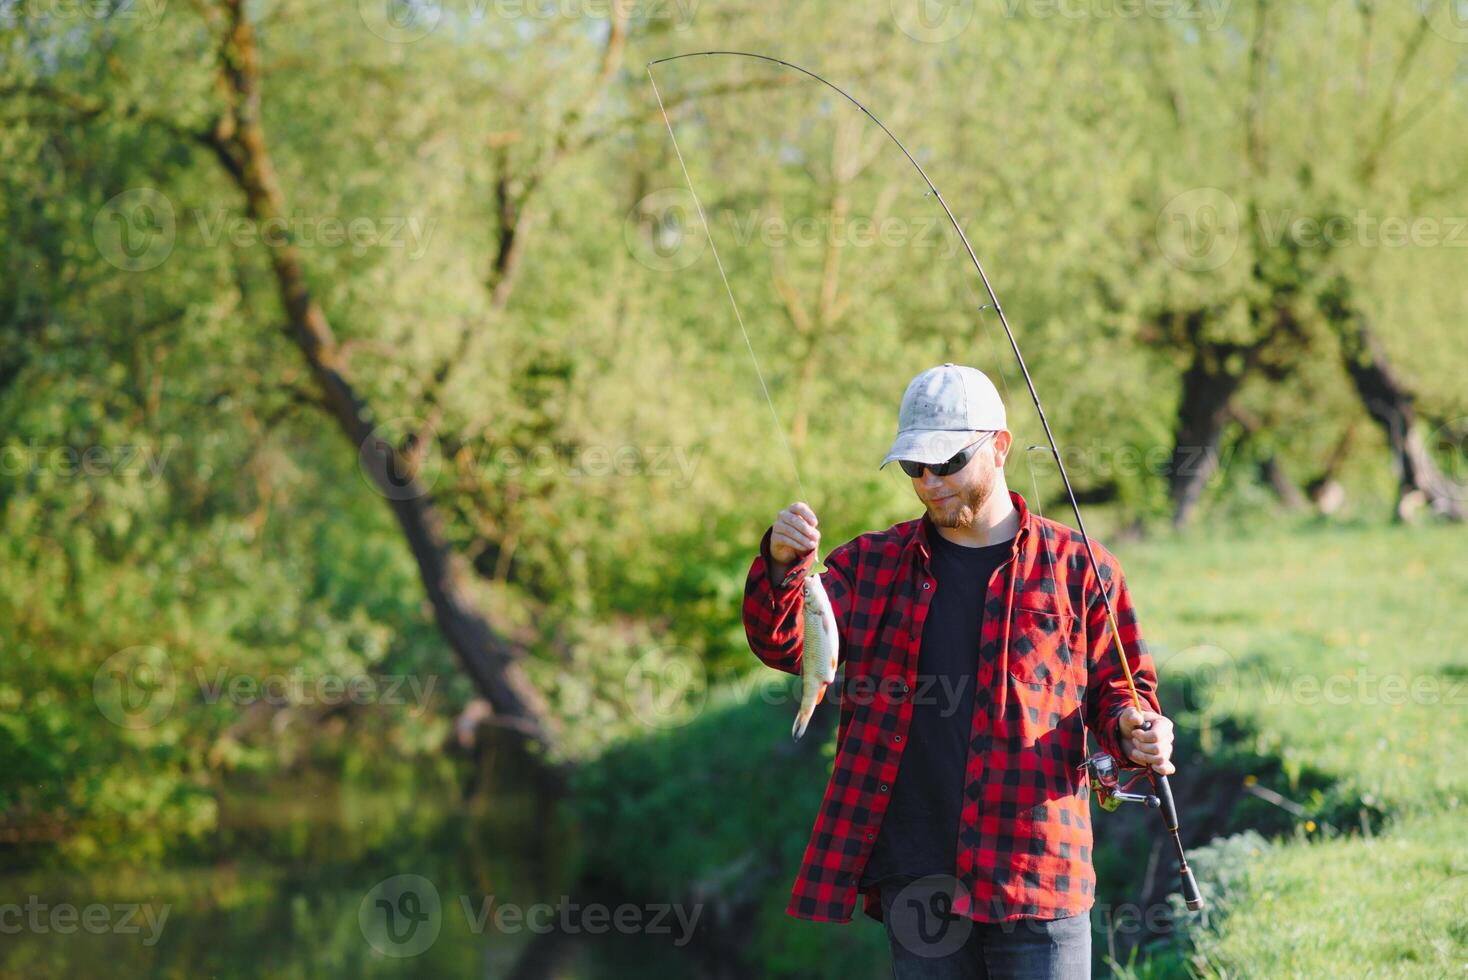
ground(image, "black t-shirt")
xmin=859 ymin=528 xmax=1015 ymax=889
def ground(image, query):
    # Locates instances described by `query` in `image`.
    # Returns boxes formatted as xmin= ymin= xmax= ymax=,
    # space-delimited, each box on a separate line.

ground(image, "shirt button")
xmin=879 ymin=784 xmax=889 ymax=793
xmin=922 ymin=581 xmax=931 ymax=590
xmin=893 ymin=735 xmax=902 ymax=743
xmin=866 ymin=831 xmax=875 ymax=841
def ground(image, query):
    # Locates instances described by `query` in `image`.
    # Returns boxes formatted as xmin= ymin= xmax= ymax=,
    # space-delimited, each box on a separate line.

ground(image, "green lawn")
xmin=1118 ymin=517 xmax=1467 ymax=977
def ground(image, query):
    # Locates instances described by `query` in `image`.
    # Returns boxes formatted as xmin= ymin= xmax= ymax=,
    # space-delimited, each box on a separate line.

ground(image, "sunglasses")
xmin=898 ymin=431 xmax=997 ymax=478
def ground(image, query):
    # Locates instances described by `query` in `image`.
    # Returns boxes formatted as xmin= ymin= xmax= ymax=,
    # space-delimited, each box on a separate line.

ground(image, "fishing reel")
xmin=1080 ymin=752 xmax=1160 ymax=812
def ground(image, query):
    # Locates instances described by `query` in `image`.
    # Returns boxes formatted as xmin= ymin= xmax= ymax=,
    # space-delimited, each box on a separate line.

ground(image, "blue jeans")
xmin=878 ymin=878 xmax=1092 ymax=979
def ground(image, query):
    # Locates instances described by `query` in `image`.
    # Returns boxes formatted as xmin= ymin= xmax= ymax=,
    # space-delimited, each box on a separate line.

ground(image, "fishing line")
xmin=646 ymin=62 xmax=810 ymax=508
xmin=1025 ymin=445 xmax=1060 ymax=580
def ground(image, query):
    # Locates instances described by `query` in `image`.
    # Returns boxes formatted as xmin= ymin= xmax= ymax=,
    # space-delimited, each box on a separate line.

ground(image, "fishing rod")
xmin=648 ymin=50 xmax=1203 ymax=912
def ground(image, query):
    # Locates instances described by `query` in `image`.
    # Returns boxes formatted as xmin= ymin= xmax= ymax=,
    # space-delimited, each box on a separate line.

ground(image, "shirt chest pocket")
xmin=1008 ymin=605 xmax=1081 ymax=692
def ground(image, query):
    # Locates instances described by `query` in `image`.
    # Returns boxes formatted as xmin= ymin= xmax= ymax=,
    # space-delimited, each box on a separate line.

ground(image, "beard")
xmin=927 ymin=465 xmax=995 ymax=528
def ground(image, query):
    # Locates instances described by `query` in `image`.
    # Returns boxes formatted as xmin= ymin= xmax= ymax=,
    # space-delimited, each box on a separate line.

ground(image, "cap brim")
xmin=879 ymin=429 xmax=981 ymax=470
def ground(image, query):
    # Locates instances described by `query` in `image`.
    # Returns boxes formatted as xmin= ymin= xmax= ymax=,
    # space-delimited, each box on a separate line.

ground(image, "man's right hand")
xmin=770 ymin=501 xmax=820 ymax=577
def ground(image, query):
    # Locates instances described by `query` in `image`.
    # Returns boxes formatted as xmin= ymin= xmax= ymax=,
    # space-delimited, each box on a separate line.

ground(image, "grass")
xmin=1173 ymin=809 xmax=1467 ymax=978
xmin=1116 ymin=517 xmax=1468 ymax=977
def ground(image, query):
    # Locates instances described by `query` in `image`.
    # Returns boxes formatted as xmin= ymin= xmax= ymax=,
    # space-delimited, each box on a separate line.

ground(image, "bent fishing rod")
xmin=648 ymin=50 xmax=1203 ymax=912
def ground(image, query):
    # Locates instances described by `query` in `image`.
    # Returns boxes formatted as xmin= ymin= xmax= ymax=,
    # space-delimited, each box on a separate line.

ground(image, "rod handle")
xmin=1153 ymin=772 xmax=1206 ymax=911
xmin=1136 ymin=723 xmax=1205 ymax=911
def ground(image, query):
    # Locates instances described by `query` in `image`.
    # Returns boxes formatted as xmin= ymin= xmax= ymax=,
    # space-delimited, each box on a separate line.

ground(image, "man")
xmin=742 ymin=363 xmax=1176 ymax=979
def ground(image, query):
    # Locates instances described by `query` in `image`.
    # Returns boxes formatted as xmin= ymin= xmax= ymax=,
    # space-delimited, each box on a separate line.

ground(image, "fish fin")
xmin=792 ymin=712 xmax=809 ymax=740
xmin=814 ymin=684 xmax=826 ymax=705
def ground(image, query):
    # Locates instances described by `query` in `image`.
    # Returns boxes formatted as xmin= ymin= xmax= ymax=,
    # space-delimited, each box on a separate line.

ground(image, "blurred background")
xmin=1 ymin=0 xmax=1465 ymax=976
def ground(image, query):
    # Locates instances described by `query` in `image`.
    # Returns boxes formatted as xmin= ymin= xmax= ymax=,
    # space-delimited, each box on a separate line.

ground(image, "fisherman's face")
xmin=912 ymin=429 xmax=1013 ymax=528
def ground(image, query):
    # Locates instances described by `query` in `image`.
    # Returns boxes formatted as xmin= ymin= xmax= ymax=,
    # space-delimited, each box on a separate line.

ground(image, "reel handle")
xmin=1111 ymin=790 xmax=1160 ymax=808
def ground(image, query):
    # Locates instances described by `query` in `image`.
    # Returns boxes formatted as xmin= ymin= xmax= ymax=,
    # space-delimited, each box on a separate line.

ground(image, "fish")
xmin=792 ymin=570 xmax=840 ymax=740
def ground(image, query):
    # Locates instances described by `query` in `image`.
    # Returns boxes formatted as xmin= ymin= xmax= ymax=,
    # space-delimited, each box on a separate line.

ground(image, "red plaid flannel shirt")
xmin=743 ymin=490 xmax=1161 ymax=924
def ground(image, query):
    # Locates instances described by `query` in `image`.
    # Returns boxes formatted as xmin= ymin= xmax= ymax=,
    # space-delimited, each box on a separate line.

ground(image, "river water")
xmin=0 ymin=764 xmax=710 ymax=979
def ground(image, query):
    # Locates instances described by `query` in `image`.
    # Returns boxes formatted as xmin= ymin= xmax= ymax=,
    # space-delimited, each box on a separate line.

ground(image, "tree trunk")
xmin=1322 ymin=284 xmax=1465 ymax=521
xmin=1167 ymin=352 xmax=1245 ymax=528
xmin=203 ymin=0 xmax=562 ymax=763
xmin=1260 ymin=456 xmax=1305 ymax=510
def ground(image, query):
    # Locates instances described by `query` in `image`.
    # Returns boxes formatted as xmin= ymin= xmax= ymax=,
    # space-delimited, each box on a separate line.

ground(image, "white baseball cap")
xmin=879 ymin=363 xmax=1007 ymax=470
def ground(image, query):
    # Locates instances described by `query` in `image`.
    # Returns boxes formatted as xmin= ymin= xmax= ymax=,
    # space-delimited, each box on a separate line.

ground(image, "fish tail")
xmin=792 ymin=709 xmax=811 ymax=740
xmin=791 ymin=684 xmax=827 ymax=740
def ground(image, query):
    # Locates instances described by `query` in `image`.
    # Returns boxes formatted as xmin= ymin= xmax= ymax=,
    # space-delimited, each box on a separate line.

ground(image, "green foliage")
xmin=0 ymin=11 xmax=1464 ymax=980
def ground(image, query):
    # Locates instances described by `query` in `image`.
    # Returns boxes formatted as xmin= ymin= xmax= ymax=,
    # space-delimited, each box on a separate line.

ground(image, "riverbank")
xmin=570 ymin=516 xmax=1467 ymax=977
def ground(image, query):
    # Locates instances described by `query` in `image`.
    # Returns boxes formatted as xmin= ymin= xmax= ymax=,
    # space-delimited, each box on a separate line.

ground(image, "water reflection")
xmin=0 ymin=762 xmax=708 ymax=979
